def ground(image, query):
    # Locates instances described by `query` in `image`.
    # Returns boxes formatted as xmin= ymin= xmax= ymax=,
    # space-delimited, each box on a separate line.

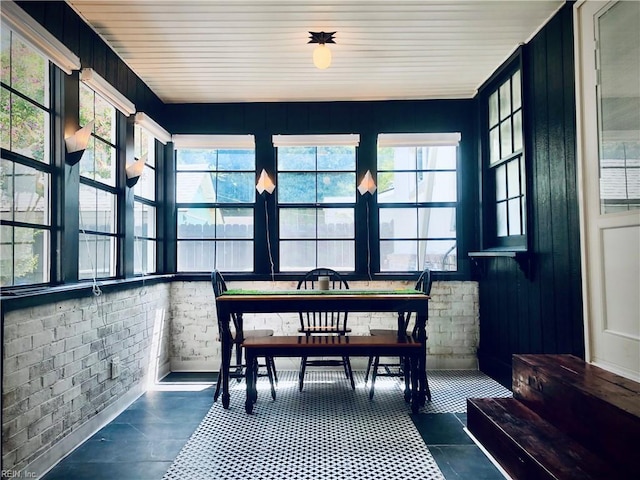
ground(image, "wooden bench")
xmin=243 ymin=334 xmax=424 ymax=413
xmin=467 ymin=354 xmax=640 ymax=479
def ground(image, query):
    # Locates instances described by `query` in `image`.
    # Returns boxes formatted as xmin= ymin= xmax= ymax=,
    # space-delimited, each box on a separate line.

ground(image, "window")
xmin=488 ymin=67 xmax=526 ymax=241
xmin=174 ymin=135 xmax=256 ymax=272
xmin=78 ymin=83 xmax=118 ymax=280
xmin=377 ymin=133 xmax=460 ymax=272
xmin=1 ymin=28 xmax=52 ymax=286
xmin=132 ymin=113 xmax=169 ymax=275
xmin=274 ymin=135 xmax=359 ymax=272
xmin=133 ymin=124 xmax=157 ymax=274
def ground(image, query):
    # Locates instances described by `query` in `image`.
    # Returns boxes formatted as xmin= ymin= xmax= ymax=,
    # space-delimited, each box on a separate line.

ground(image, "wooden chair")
xmin=211 ymin=270 xmax=277 ymax=401
xmin=296 ymin=267 xmax=355 ymax=391
xmin=365 ymin=267 xmax=432 ymax=399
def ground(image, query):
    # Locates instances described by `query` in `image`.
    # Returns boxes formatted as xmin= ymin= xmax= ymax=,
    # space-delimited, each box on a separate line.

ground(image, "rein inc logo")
xmin=1 ymin=471 xmax=37 ymax=478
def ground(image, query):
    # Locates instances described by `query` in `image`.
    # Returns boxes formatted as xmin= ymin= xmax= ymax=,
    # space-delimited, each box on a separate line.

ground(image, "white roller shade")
xmin=1 ymin=1 xmax=81 ymax=75
xmin=272 ymin=134 xmax=360 ymax=147
xmin=172 ymin=134 xmax=255 ymax=149
xmin=134 ymin=113 xmax=171 ymax=145
xmin=81 ymin=68 xmax=135 ymax=116
xmin=378 ymin=133 xmax=461 ymax=147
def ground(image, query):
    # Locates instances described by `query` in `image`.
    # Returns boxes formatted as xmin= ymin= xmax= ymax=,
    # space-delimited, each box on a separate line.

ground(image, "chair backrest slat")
xmin=296 ymin=268 xmax=350 ymax=334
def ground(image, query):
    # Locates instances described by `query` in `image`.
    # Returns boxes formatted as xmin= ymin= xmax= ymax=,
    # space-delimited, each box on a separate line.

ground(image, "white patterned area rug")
xmin=163 ymin=371 xmax=446 ymax=480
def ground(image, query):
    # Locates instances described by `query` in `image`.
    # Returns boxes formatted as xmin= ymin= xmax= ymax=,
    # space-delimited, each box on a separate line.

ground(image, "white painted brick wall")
xmin=2 ymin=278 xmax=477 ymax=473
xmin=170 ymin=280 xmax=479 ymax=371
xmin=1 ymin=283 xmax=171 ymax=472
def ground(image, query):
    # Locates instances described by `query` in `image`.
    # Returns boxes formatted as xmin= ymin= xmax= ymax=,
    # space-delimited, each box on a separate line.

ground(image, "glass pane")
xmin=416 ymin=172 xmax=457 ymax=202
xmin=0 ymin=159 xmax=13 ymax=221
xmin=422 ymin=145 xmax=457 ymax=170
xmin=513 ymin=111 xmax=523 ymax=152
xmin=419 ymin=240 xmax=457 ymax=272
xmin=489 ymin=126 xmax=500 ymax=165
xmin=1 ymin=88 xmax=9 ymax=150
xmin=11 ymin=36 xmax=46 ymax=105
xmin=280 ymin=208 xmax=315 ymax=239
xmin=11 ymin=95 xmax=46 ymax=162
xmin=496 ymin=164 xmax=507 ymax=201
xmin=177 ymin=240 xmax=216 ymax=272
xmin=500 ymin=119 xmax=512 ymax=157
xmin=508 ymin=198 xmax=522 ymax=235
xmin=13 ymin=163 xmax=49 ymax=225
xmin=96 ymin=189 xmax=116 ymax=233
xmin=278 ymin=172 xmax=316 ymax=203
xmin=278 ymin=147 xmax=316 ymax=171
xmin=136 ymin=164 xmax=155 ymax=200
xmin=134 ymin=238 xmax=156 ymax=275
xmin=177 ymin=208 xmax=217 ymax=238
xmin=79 ymin=136 xmax=95 ymax=180
xmin=280 ymin=240 xmax=316 ymax=271
xmin=79 ymin=234 xmax=115 ymax=280
xmin=317 ymin=240 xmax=354 ymax=270
xmin=507 ymin=159 xmax=521 ymax=197
xmin=176 ymin=172 xmax=217 ymax=202
xmin=79 ymin=84 xmax=94 ymax=127
xmin=317 ymin=208 xmax=354 ymax=238
xmin=94 ymin=139 xmax=116 ymax=186
xmin=0 ymin=225 xmax=13 ymax=286
xmin=512 ymin=70 xmax=522 ymax=110
xmin=0 ymin=226 xmax=49 ymax=285
xmin=418 ymin=207 xmax=456 ymax=238
xmin=521 ymin=197 xmax=527 ymax=234
xmin=215 ymin=241 xmax=253 ymax=271
xmin=79 ymin=184 xmax=97 ymax=231
xmin=317 ymin=146 xmax=355 ymax=170
xmin=497 ymin=202 xmax=508 ymax=237
xmin=216 ymin=208 xmax=253 ymax=238
xmin=499 ymin=80 xmax=511 ymax=120
xmin=380 ymin=240 xmax=418 ymax=271
xmin=1 ymin=29 xmax=9 ymax=86
xmin=217 ymin=149 xmax=255 ymax=170
xmin=380 ymin=208 xmax=417 ymax=239
xmin=380 ymin=146 xmax=417 ymax=171
xmin=317 ymin=172 xmax=355 ymax=203
xmin=489 ymin=91 xmax=499 ymax=127
xmin=134 ymin=202 xmax=156 ymax=237
xmin=215 ymin=172 xmax=254 ymax=203
xmin=597 ymin=1 xmax=640 ymax=213
xmin=93 ymin=93 xmax=115 ymax=143
xmin=377 ymin=171 xmax=416 ymax=203
xmin=176 ymin=149 xmax=217 ymax=170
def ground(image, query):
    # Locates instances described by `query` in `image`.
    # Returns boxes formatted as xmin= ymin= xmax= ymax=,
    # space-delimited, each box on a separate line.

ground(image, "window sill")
xmin=468 ymin=248 xmax=532 ymax=278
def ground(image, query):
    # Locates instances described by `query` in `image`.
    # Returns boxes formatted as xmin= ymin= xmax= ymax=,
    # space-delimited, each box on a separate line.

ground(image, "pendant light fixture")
xmin=308 ymin=31 xmax=336 ymax=70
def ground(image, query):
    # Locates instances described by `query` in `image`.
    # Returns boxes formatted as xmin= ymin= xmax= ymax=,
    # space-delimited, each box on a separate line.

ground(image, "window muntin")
xmin=175 ymin=147 xmax=255 ymax=272
xmin=377 ymin=141 xmax=458 ymax=272
xmin=133 ymin=124 xmax=157 ymax=274
xmin=0 ymin=29 xmax=52 ymax=286
xmin=78 ymin=83 xmax=118 ymax=280
xmin=488 ymin=69 xmax=526 ymax=239
xmin=276 ymin=145 xmax=356 ymax=271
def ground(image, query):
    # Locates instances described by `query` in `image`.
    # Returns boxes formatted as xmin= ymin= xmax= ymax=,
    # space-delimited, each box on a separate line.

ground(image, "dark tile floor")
xmin=41 ymin=373 xmax=506 ymax=480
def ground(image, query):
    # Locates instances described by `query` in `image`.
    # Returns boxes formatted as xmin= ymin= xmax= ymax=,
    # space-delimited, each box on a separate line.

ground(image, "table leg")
xmin=219 ymin=314 xmax=233 ymax=409
xmin=415 ymin=311 xmax=428 ymax=406
xmin=245 ymin=353 xmax=257 ymax=414
xmin=410 ymin=354 xmax=420 ymax=414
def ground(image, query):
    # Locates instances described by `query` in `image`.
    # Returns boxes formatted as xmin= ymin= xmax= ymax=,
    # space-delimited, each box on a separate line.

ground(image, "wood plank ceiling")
xmin=66 ymin=0 xmax=565 ymax=104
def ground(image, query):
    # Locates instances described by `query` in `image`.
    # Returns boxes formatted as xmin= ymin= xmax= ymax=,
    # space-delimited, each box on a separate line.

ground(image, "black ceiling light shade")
xmin=308 ymin=31 xmax=336 ymax=69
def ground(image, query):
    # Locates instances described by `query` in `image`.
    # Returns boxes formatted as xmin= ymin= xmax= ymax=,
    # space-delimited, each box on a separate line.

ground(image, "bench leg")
xmin=299 ymin=357 xmax=307 ymax=392
xmin=266 ymin=356 xmax=276 ymax=400
xmin=410 ymin=355 xmax=420 ymax=413
xmin=369 ymin=356 xmax=380 ymax=399
xmin=245 ymin=354 xmax=258 ymax=414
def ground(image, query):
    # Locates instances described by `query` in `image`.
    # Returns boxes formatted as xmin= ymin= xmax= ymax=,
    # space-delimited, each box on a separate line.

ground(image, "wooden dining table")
xmin=214 ymin=289 xmax=431 ymax=409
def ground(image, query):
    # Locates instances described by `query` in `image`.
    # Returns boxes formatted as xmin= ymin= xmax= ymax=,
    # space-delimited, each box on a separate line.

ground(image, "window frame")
xmin=1 ymin=28 xmax=54 ymax=287
xmin=478 ymin=48 xmax=530 ymax=251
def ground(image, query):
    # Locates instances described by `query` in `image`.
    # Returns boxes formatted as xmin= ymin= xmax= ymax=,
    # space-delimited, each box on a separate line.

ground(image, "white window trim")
xmin=135 ymin=112 xmax=171 ymax=144
xmin=81 ymin=68 xmax=135 ymax=116
xmin=1 ymin=1 xmax=80 ymax=74
xmin=273 ymin=134 xmax=360 ymax=147
xmin=378 ymin=132 xmax=461 ymax=147
xmin=172 ymin=134 xmax=255 ymax=149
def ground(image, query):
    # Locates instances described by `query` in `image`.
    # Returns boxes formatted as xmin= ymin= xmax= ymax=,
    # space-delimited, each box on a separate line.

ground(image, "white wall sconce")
xmin=80 ymin=68 xmax=135 ymax=116
xmin=308 ymin=31 xmax=336 ymax=70
xmin=256 ymin=169 xmax=276 ymax=195
xmin=65 ymin=121 xmax=94 ymax=166
xmin=358 ymin=170 xmax=377 ymax=195
xmin=126 ymin=157 xmax=146 ymax=187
